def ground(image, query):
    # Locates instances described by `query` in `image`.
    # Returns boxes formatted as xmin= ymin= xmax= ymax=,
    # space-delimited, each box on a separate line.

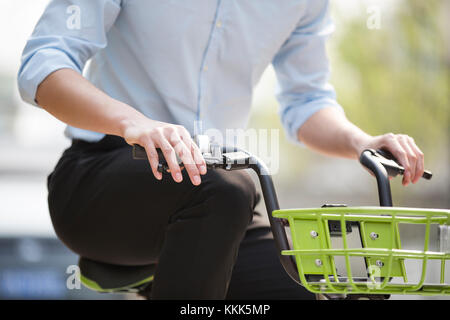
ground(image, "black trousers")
xmin=47 ymin=135 xmax=314 ymax=300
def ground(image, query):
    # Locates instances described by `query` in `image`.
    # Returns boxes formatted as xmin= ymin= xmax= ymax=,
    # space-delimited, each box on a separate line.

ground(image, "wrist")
xmin=348 ymin=130 xmax=373 ymax=159
xmin=338 ymin=121 xmax=373 ymax=159
xmin=116 ymin=105 xmax=154 ymax=138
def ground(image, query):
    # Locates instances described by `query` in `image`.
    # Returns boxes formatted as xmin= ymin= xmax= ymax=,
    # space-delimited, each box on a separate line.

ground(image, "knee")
xmin=204 ymin=170 xmax=257 ymax=229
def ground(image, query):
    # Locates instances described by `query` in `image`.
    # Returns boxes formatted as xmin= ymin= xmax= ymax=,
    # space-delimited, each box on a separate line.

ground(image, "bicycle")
xmin=78 ymin=135 xmax=449 ymax=300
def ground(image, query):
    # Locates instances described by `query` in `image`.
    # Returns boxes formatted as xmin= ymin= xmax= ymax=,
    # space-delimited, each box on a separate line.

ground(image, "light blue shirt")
xmin=18 ymin=0 xmax=343 ymax=143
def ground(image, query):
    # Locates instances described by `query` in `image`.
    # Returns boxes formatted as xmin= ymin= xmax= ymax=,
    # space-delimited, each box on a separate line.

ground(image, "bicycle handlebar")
xmin=359 ymin=149 xmax=432 ymax=206
xmin=131 ymin=141 xmax=434 ymax=286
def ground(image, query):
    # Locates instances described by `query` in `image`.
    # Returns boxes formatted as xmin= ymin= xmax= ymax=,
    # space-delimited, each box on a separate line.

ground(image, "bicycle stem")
xmin=247 ymin=155 xmax=301 ymax=284
xmin=133 ymin=144 xmax=419 ymax=284
xmin=359 ymin=150 xmax=393 ymax=207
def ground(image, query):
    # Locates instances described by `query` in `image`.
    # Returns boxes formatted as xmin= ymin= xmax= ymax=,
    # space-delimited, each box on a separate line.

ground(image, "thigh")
xmin=226 ymin=223 xmax=316 ymax=300
xmin=48 ymin=137 xmax=199 ymax=266
xmin=48 ymin=136 xmax=258 ymax=268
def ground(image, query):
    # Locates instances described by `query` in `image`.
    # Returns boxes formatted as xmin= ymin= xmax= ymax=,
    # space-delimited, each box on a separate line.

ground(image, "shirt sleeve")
xmin=17 ymin=0 xmax=122 ymax=106
xmin=272 ymin=0 xmax=344 ymax=145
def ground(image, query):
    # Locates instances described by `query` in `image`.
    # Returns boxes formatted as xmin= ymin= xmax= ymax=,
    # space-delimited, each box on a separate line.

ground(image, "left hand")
xmin=357 ymin=133 xmax=424 ymax=186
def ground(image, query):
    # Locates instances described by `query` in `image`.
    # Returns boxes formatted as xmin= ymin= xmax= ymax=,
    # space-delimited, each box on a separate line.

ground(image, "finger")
xmin=170 ymin=132 xmax=202 ymax=186
xmin=143 ymin=139 xmax=162 ymax=180
xmin=406 ymin=137 xmax=424 ymax=184
xmin=383 ymin=135 xmax=411 ymax=186
xmin=179 ymin=129 xmax=207 ymax=175
xmin=398 ymin=135 xmax=417 ymax=185
xmin=192 ymin=142 xmax=207 ymax=175
xmin=155 ymin=131 xmax=183 ymax=183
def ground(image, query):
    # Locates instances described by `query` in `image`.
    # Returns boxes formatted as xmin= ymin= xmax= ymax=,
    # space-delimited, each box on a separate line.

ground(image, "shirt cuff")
xmin=18 ymin=48 xmax=81 ymax=107
xmin=282 ymin=98 xmax=344 ymax=146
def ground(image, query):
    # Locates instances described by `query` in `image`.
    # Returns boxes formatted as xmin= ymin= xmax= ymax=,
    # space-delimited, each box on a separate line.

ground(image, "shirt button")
xmin=203 ymin=65 xmax=208 ymax=71
xmin=216 ymin=20 xmax=222 ymax=28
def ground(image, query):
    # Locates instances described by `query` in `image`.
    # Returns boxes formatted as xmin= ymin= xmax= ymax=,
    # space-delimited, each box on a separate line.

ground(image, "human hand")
xmin=123 ymin=119 xmax=207 ymax=185
xmin=357 ymin=133 xmax=424 ymax=186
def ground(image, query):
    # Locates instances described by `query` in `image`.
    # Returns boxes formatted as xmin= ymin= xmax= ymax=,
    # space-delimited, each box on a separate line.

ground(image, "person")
xmin=17 ymin=0 xmax=424 ymax=299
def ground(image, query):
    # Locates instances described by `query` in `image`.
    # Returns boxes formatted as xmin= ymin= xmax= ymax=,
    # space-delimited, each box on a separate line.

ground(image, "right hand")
xmin=356 ymin=133 xmax=425 ymax=186
xmin=122 ymin=119 xmax=207 ymax=185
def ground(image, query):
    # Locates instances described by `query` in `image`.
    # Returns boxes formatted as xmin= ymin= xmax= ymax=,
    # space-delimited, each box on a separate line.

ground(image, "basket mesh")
xmin=273 ymin=207 xmax=450 ymax=296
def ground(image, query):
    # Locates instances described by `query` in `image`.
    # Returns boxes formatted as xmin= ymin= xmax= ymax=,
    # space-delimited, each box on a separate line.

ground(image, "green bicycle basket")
xmin=273 ymin=206 xmax=450 ymax=296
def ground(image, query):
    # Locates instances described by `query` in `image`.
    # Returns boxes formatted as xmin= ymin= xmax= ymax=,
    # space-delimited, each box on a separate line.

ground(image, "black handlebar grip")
xmin=421 ymin=171 xmax=433 ymax=180
xmin=376 ymin=149 xmax=432 ymax=180
xmin=132 ymin=144 xmax=184 ymax=173
xmin=132 ymin=144 xmax=147 ymax=160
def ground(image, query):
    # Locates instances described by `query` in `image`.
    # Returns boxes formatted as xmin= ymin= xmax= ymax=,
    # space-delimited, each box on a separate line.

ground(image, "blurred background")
xmin=0 ymin=0 xmax=448 ymax=299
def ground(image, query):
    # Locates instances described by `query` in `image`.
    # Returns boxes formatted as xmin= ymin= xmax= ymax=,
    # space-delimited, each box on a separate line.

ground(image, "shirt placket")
xmin=197 ymin=0 xmax=225 ymax=123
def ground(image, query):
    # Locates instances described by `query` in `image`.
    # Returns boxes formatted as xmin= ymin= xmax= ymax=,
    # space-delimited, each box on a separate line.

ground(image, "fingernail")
xmin=404 ymin=173 xmax=410 ymax=186
xmin=193 ymin=175 xmax=201 ymax=185
xmin=200 ymin=165 xmax=207 ymax=174
xmin=175 ymin=172 xmax=182 ymax=182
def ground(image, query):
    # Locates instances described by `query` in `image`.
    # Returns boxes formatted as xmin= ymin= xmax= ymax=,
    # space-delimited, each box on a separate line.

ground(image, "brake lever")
xmin=375 ymin=149 xmax=432 ymax=180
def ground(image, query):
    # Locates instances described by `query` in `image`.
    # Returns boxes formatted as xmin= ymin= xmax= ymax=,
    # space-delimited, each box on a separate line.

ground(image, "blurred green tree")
xmin=330 ymin=0 xmax=449 ymax=160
